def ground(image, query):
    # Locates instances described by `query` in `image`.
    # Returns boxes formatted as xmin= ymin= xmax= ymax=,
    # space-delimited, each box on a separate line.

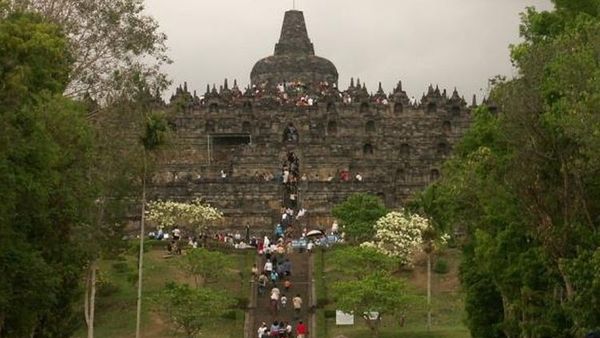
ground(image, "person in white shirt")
xmin=283 ymin=169 xmax=289 ymax=184
xmin=331 ymin=221 xmax=339 ymax=234
xmin=264 ymin=260 xmax=273 ymax=273
xmin=257 ymin=322 xmax=268 ymax=338
xmin=172 ymin=227 xmax=181 ymax=240
xmin=270 ymin=287 xmax=280 ymax=300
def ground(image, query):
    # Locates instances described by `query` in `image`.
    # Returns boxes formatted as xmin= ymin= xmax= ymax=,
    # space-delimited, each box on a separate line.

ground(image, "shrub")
xmin=112 ymin=262 xmax=129 ymax=274
xmin=324 ymin=309 xmax=336 ymax=319
xmin=434 ymin=258 xmax=449 ymax=274
xmin=221 ymin=310 xmax=237 ymax=320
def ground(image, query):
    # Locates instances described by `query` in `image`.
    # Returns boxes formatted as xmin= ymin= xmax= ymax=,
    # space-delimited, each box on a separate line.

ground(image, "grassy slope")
xmin=316 ymin=247 xmax=471 ymax=338
xmin=73 ymin=241 xmax=253 ymax=338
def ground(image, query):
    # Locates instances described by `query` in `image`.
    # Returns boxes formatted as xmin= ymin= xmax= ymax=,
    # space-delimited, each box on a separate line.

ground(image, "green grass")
xmin=72 ymin=241 xmax=254 ymax=338
xmin=315 ymin=247 xmax=471 ymax=338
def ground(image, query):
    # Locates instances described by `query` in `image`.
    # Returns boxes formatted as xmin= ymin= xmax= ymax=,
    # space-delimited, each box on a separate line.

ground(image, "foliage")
xmin=331 ymin=272 xmax=414 ymax=337
xmin=141 ymin=111 xmax=170 ymax=152
xmin=177 ymin=248 xmax=233 ymax=288
xmin=362 ymin=211 xmax=430 ymax=266
xmin=425 ymin=2 xmax=600 ymax=334
xmin=0 ymin=11 xmax=70 ymax=110
xmin=1 ymin=0 xmax=171 ymax=100
xmin=0 ymin=12 xmax=96 ymax=337
xmin=332 ymin=193 xmax=388 ymax=243
xmin=153 ymin=282 xmax=235 ymax=338
xmin=146 ymin=198 xmax=223 ymax=233
xmin=327 ymin=245 xmax=396 ymax=278
xmin=433 ymin=259 xmax=449 ymax=275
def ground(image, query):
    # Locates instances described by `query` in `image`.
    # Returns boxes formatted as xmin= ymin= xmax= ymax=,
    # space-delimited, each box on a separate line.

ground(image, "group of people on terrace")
xmin=174 ymin=76 xmax=419 ymax=110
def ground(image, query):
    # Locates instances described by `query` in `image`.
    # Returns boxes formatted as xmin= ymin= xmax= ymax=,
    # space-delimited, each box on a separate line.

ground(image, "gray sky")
xmin=144 ymin=0 xmax=553 ymax=101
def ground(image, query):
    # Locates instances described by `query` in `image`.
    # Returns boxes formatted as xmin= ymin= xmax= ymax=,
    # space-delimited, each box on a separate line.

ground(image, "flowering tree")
xmin=361 ymin=210 xmax=430 ymax=266
xmin=146 ymin=198 xmax=223 ymax=233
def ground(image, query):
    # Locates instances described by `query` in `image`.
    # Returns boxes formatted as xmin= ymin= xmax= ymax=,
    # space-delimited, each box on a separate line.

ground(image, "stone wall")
xmin=151 ymin=85 xmax=472 ymax=232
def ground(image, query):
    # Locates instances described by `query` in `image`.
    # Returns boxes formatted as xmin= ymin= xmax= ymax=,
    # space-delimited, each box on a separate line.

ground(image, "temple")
xmin=153 ymin=10 xmax=474 ymax=231
xmin=251 ymin=10 xmax=338 ymax=85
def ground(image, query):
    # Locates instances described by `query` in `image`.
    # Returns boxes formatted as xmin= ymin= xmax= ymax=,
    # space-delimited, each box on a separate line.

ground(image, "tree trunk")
xmin=363 ymin=315 xmax=380 ymax=338
xmin=86 ymin=260 xmax=97 ymax=338
xmin=135 ymin=151 xmax=147 ymax=338
xmin=427 ymin=253 xmax=432 ymax=331
xmin=84 ymin=267 xmax=90 ymax=328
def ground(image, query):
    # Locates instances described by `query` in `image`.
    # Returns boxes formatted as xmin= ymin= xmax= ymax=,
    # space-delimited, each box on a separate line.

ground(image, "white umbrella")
xmin=306 ymin=229 xmax=325 ymax=237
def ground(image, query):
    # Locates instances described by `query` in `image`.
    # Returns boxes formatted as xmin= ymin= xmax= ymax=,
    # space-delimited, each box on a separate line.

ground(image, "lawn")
xmin=72 ymin=240 xmax=254 ymax=338
xmin=315 ymin=247 xmax=471 ymax=338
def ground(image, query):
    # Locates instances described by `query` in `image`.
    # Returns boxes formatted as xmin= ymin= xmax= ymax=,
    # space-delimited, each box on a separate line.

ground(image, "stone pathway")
xmin=251 ymin=252 xmax=312 ymax=337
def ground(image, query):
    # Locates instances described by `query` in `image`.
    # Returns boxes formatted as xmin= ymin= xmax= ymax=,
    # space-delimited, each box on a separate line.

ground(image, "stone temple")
xmin=153 ymin=10 xmax=473 ymax=230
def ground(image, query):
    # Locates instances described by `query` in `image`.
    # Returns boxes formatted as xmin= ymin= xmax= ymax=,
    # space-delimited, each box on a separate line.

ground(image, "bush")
xmin=112 ymin=262 xmax=130 ymax=274
xmin=97 ymin=272 xmax=120 ymax=297
xmin=434 ymin=258 xmax=449 ymax=274
xmin=316 ymin=297 xmax=331 ymax=308
xmin=128 ymin=241 xmax=149 ymax=255
xmin=145 ymin=239 xmax=169 ymax=250
xmin=324 ymin=309 xmax=336 ymax=319
xmin=221 ymin=310 xmax=237 ymax=320
xmin=234 ymin=296 xmax=248 ymax=309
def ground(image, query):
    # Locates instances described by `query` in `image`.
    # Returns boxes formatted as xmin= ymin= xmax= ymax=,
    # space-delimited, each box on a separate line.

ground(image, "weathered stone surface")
xmin=251 ymin=10 xmax=338 ymax=85
xmin=153 ymin=10 xmax=474 ymax=232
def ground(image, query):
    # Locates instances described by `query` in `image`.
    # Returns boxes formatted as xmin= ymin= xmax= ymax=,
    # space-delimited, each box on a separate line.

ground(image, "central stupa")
xmin=250 ymin=10 xmax=339 ymax=85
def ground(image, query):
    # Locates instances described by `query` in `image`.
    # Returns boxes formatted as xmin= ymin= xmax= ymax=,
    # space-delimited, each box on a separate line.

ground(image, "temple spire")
xmin=274 ymin=10 xmax=315 ymax=56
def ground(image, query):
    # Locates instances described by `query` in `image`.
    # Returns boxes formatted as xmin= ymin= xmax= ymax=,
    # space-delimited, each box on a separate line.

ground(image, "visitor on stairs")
xmin=264 ymin=259 xmax=273 ymax=273
xmin=257 ymin=273 xmax=268 ymax=295
xmin=293 ymin=294 xmax=303 ymax=318
xmin=270 ymin=288 xmax=280 ymax=314
xmin=257 ymin=322 xmax=268 ymax=338
xmin=285 ymin=321 xmax=292 ymax=337
xmin=296 ymin=321 xmax=307 ymax=338
xmin=270 ymin=321 xmax=280 ymax=336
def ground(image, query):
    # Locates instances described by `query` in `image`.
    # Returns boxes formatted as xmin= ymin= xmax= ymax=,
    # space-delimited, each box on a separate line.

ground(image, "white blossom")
xmin=146 ymin=198 xmax=223 ymax=232
xmin=361 ymin=210 xmax=430 ymax=266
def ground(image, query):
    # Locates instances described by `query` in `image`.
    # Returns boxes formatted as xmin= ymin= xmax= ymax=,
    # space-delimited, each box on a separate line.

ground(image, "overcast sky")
xmin=144 ymin=0 xmax=553 ymax=101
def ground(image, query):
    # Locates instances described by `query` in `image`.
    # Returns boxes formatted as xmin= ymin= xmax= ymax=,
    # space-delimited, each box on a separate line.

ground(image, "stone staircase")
xmin=249 ymin=252 xmax=313 ymax=337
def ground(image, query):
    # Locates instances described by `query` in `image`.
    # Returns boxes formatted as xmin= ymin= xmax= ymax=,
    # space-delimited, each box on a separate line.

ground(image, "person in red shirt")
xmin=296 ymin=321 xmax=307 ymax=338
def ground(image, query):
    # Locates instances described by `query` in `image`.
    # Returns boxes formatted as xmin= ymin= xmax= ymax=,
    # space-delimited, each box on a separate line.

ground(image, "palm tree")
xmin=135 ymin=112 xmax=169 ymax=338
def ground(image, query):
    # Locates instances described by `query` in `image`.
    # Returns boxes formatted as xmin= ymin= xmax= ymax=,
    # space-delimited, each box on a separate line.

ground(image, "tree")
xmin=0 ymin=3 xmax=171 ymax=337
xmin=153 ymin=282 xmax=235 ymax=338
xmin=0 ymin=10 xmax=70 ymax=110
xmin=1 ymin=0 xmax=170 ymax=100
xmin=177 ymin=248 xmax=233 ymax=288
xmin=425 ymin=4 xmax=600 ymax=332
xmin=136 ymin=110 xmax=169 ymax=338
xmin=331 ymin=272 xmax=414 ymax=338
xmin=0 ymin=12 xmax=97 ymax=337
xmin=146 ymin=198 xmax=223 ymax=235
xmin=327 ymin=246 xmax=396 ymax=279
xmin=332 ymin=193 xmax=388 ymax=243
xmin=362 ymin=210 xmax=431 ymax=266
